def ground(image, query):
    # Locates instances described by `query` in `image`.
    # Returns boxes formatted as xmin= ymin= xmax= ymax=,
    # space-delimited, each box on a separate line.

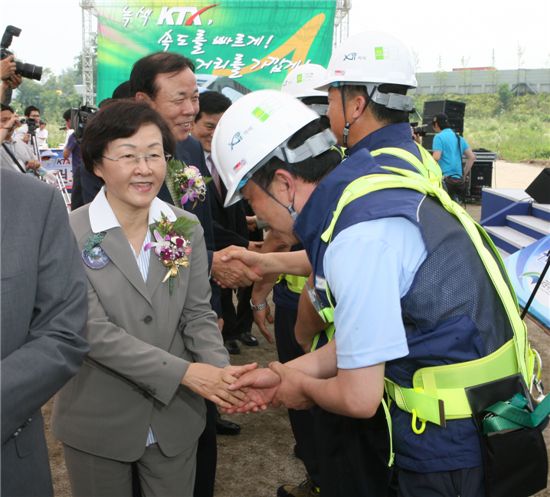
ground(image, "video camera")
xmin=1 ymin=25 xmax=42 ymax=81
xmin=410 ymin=122 xmax=431 ymax=137
xmin=70 ymin=106 xmax=98 ymax=143
xmin=19 ymin=116 xmax=38 ymax=134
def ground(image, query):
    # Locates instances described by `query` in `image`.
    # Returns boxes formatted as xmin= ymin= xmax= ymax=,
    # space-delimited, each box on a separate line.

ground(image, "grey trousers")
xmin=63 ymin=442 xmax=198 ymax=497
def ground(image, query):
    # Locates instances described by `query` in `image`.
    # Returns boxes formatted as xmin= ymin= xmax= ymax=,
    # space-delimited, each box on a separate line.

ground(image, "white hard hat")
xmin=281 ymin=63 xmax=328 ymax=99
xmin=212 ymin=90 xmax=335 ymax=207
xmin=316 ymin=31 xmax=417 ymax=111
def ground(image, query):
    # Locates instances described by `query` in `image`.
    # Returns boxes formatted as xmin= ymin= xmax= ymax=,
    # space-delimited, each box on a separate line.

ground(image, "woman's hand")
xmin=223 ymin=367 xmax=281 ymax=413
xmin=180 ymin=362 xmax=258 ymax=409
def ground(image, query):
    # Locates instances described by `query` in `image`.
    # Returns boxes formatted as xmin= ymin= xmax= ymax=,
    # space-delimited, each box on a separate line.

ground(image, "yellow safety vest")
xmin=320 ymin=166 xmax=537 ymax=435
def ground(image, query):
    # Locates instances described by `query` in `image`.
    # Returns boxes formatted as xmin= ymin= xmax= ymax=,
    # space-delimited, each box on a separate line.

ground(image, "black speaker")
xmin=422 ymin=100 xmax=466 ymax=134
xmin=421 ymin=133 xmax=435 ymax=150
xmin=526 ymin=168 xmax=550 ymax=204
xmin=468 ymin=161 xmax=493 ymax=199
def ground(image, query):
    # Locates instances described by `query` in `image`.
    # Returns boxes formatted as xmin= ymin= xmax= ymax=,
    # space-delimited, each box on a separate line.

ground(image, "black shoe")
xmin=224 ymin=339 xmax=241 ymax=355
xmin=237 ymin=331 xmax=258 ymax=346
xmin=216 ymin=417 xmax=241 ymax=436
xmin=277 ymin=477 xmax=320 ymax=497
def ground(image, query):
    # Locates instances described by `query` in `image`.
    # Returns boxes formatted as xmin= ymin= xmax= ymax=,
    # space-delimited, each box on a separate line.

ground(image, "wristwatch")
xmin=249 ymin=299 xmax=268 ymax=312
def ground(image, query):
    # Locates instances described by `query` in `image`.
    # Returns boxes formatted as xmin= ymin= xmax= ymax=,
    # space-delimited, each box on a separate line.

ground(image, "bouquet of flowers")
xmin=145 ymin=213 xmax=198 ymax=294
xmin=165 ymin=159 xmax=210 ymax=208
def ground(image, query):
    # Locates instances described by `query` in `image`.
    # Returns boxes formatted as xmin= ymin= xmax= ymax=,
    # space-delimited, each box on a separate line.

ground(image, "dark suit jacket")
xmin=205 ymin=154 xmax=249 ymax=251
xmin=1 ymin=170 xmax=89 ymax=497
xmin=158 ymin=137 xmax=215 ymax=258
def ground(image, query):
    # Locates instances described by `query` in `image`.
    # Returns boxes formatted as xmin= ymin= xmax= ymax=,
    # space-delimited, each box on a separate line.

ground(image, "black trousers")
xmin=313 ymin=406 xmax=394 ymax=497
xmin=275 ymin=300 xmax=393 ymax=496
xmin=395 ymin=466 xmax=485 ymax=497
xmin=70 ymin=167 xmax=83 ymax=210
xmin=193 ymin=400 xmax=218 ymax=497
xmin=221 ymin=286 xmax=253 ymax=340
xmin=274 ymin=304 xmax=320 ymax=485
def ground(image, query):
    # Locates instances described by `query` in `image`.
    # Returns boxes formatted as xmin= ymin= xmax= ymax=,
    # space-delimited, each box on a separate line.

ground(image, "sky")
xmin=3 ymin=0 xmax=550 ymax=76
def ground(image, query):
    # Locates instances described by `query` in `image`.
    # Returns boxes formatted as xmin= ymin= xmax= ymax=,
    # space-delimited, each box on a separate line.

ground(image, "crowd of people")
xmin=1 ymin=28 xmax=543 ymax=497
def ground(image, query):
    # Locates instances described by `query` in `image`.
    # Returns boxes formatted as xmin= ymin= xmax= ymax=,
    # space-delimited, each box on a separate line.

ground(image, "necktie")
xmin=207 ymin=154 xmax=222 ymax=197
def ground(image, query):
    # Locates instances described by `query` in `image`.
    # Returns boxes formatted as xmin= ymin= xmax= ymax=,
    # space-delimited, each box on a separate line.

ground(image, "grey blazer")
xmin=1 ymin=170 xmax=89 ymax=497
xmin=52 ymin=201 xmax=229 ymax=461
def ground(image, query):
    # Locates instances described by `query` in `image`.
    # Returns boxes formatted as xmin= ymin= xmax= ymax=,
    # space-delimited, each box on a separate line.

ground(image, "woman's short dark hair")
xmin=81 ymin=100 xmax=175 ymax=176
xmin=252 ymin=116 xmax=342 ymax=189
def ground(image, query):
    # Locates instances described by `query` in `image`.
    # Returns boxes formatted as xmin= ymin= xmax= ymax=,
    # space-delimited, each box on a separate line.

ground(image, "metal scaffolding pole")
xmin=80 ymin=0 xmax=96 ymax=105
xmin=333 ymin=0 xmax=351 ymax=47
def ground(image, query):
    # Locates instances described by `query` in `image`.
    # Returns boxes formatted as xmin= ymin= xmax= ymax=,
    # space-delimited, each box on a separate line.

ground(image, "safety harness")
xmin=307 ymin=147 xmax=539 ymax=465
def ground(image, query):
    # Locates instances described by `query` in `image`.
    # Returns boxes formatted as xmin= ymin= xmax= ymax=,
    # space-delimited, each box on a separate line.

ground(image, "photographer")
xmin=431 ymin=113 xmax=476 ymax=203
xmin=0 ymin=104 xmax=38 ymax=173
xmin=15 ymin=105 xmax=41 ymax=151
xmin=0 ymin=104 xmax=54 ymax=183
xmin=1 ymin=25 xmax=42 ymax=105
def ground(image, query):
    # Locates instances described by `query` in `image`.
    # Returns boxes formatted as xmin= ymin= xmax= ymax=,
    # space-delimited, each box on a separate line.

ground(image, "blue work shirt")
xmin=433 ymin=128 xmax=470 ymax=178
xmin=324 ymin=217 xmax=426 ymax=369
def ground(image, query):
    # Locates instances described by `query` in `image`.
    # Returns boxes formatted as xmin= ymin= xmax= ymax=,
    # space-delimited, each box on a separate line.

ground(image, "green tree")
xmin=13 ymin=69 xmax=83 ymax=147
xmin=497 ymin=84 xmax=513 ymax=112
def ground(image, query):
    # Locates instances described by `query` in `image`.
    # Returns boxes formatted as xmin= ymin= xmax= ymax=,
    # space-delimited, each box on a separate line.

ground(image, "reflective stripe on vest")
xmin=312 ymin=143 xmax=442 ymax=338
xmin=282 ymin=274 xmax=308 ymax=295
xmin=370 ymin=142 xmax=443 ymax=188
xmin=320 ymin=167 xmax=535 ymax=429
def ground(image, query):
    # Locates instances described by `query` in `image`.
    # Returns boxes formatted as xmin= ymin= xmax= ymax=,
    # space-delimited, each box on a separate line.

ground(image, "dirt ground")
xmin=43 ymin=160 xmax=549 ymax=497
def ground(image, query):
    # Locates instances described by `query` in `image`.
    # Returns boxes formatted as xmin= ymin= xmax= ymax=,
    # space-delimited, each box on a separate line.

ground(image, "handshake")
xmin=184 ymin=361 xmax=313 ymax=414
xmin=226 ymin=362 xmax=314 ymax=413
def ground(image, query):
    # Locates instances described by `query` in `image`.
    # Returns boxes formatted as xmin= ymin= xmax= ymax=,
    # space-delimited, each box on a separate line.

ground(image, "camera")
xmin=19 ymin=117 xmax=38 ymax=134
xmin=1 ymin=25 xmax=42 ymax=81
xmin=71 ymin=106 xmax=98 ymax=142
xmin=410 ymin=122 xmax=430 ymax=137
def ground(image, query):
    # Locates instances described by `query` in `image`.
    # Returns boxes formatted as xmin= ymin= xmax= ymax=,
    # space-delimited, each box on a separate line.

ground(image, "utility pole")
xmin=80 ymin=0 xmax=96 ymax=105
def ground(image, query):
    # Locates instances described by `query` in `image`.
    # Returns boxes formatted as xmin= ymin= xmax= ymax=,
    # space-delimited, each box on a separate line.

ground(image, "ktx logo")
xmin=343 ymin=52 xmax=357 ymax=61
xmin=157 ymin=4 xmax=218 ymax=26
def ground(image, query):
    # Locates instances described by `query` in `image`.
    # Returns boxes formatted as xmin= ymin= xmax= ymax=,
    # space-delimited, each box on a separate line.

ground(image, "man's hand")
xmin=25 ymin=160 xmax=41 ymax=171
xmin=0 ymin=55 xmax=16 ymax=81
xmin=211 ymin=245 xmax=262 ymax=288
xmin=248 ymin=241 xmax=263 ymax=252
xmin=219 ymin=248 xmax=267 ymax=276
xmin=224 ymin=367 xmax=281 ymax=413
xmin=181 ymin=362 xmax=258 ymax=409
xmin=246 ymin=215 xmax=258 ymax=232
xmin=252 ymin=301 xmax=274 ymax=344
xmin=4 ymin=73 xmax=22 ymax=90
xmin=269 ymin=361 xmax=314 ymax=410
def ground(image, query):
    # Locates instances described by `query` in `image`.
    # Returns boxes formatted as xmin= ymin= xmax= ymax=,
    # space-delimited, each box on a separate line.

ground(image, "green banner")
xmin=95 ymin=0 xmax=336 ymax=103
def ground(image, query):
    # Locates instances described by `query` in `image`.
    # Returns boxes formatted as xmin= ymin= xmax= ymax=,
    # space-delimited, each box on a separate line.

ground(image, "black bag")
xmin=466 ymin=375 xmax=548 ymax=497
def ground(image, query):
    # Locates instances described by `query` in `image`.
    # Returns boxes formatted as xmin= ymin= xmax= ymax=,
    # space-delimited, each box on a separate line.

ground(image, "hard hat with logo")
xmin=316 ymin=30 xmax=417 ymax=111
xmin=282 ymin=63 xmax=328 ymax=99
xmin=212 ymin=89 xmax=336 ymax=207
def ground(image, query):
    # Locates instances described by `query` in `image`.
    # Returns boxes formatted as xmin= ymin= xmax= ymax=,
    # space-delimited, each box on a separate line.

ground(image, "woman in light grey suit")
xmin=52 ymin=101 xmax=254 ymax=497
